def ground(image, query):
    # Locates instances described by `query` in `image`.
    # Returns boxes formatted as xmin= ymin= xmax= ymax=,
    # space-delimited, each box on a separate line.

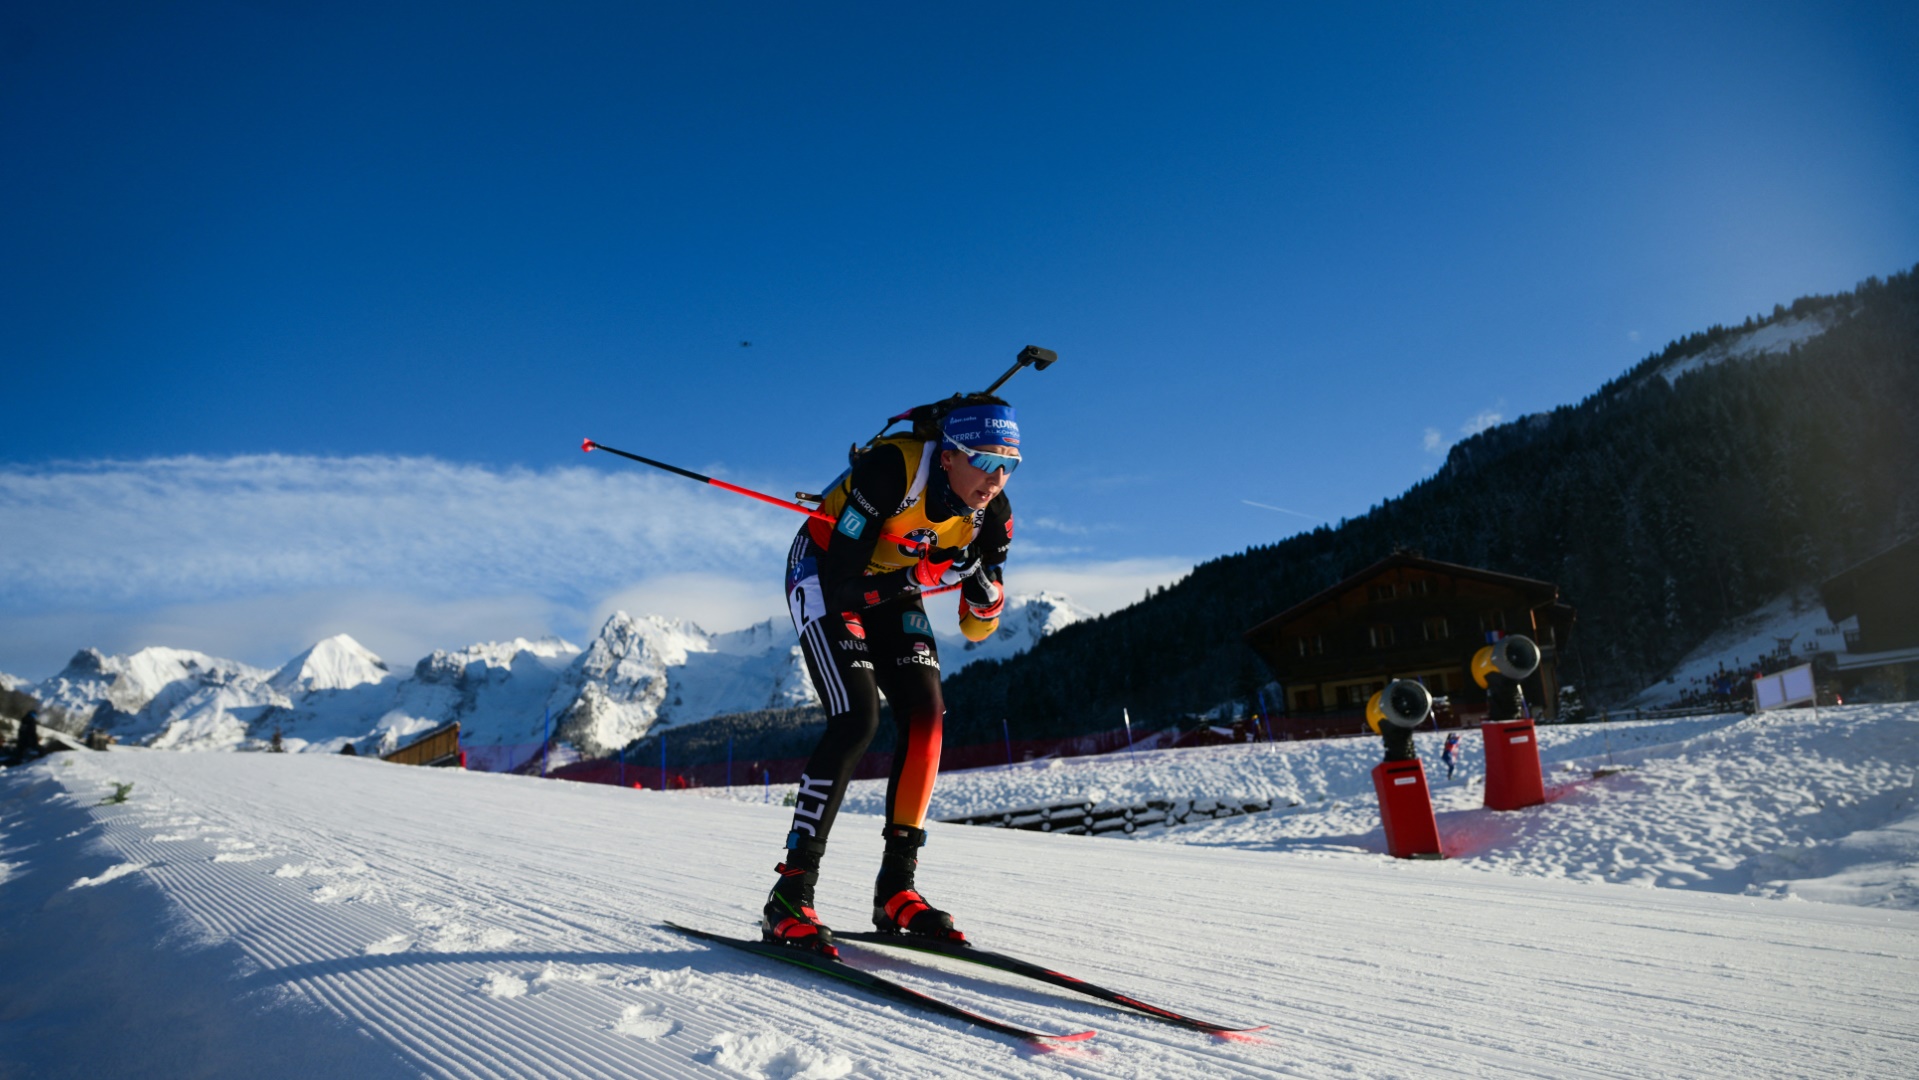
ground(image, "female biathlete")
xmin=765 ymin=395 xmax=1020 ymax=956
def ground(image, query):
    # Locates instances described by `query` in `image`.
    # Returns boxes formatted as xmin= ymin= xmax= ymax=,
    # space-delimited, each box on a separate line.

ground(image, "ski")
xmin=835 ymin=931 xmax=1266 ymax=1034
xmin=661 ymin=922 xmax=1097 ymax=1044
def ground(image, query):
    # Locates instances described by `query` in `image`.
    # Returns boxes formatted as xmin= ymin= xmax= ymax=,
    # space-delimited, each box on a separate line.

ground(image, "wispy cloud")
xmin=1460 ymin=403 xmax=1506 ymax=437
xmin=1026 ymin=516 xmax=1107 ymax=536
xmin=0 ymin=454 xmax=795 ymax=610
xmin=0 ymin=454 xmax=799 ymax=674
xmin=1421 ymin=400 xmax=1509 ymax=457
xmin=1010 ymin=558 xmax=1193 ymax=613
xmin=0 ymin=455 xmax=1193 ymax=678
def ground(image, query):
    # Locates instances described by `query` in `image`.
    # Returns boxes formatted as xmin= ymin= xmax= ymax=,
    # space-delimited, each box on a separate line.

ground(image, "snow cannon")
xmin=1366 ymin=680 xmax=1433 ymax=734
xmin=1471 ymin=635 xmax=1540 ymax=689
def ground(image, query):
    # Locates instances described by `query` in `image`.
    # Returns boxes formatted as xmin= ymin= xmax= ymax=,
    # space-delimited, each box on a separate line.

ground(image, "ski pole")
xmin=582 ymin=438 xmax=965 ymax=593
xmin=584 ymin=438 xmax=932 ymax=552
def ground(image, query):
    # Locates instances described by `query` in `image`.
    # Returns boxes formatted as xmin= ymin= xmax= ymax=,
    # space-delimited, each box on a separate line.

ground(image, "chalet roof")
xmin=1820 ymin=535 xmax=1919 ymax=622
xmin=1244 ymin=552 xmax=1560 ymax=641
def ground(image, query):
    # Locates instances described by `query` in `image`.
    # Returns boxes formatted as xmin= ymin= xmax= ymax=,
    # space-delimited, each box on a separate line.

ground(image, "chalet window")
xmin=1480 ymin=610 xmax=1508 ymax=633
xmin=1368 ymin=624 xmax=1396 ymax=649
xmin=1295 ymin=635 xmax=1325 ymax=658
xmin=1422 ymin=616 xmax=1451 ymax=642
xmin=1408 ymin=579 xmax=1433 ymax=597
xmin=1369 ymin=584 xmax=1396 ymax=602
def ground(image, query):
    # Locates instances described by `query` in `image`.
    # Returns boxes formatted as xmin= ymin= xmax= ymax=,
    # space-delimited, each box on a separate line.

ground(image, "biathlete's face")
xmin=940 ymin=445 xmax=1018 ymax=509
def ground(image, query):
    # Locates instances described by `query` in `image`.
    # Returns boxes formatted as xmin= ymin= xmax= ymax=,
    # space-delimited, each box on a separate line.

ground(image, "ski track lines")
xmin=8 ymin=752 xmax=1917 ymax=1079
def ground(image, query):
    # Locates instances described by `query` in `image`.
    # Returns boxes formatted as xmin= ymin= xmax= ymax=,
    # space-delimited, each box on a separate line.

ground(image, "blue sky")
xmin=3 ymin=2 xmax=1916 ymax=678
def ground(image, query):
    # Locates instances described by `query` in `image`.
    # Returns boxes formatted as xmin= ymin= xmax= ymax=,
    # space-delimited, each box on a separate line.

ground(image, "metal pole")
xmin=763 ymin=768 xmax=770 ymax=803
xmin=728 ymin=736 xmax=734 ymax=789
xmin=660 ymin=736 xmax=667 ymax=791
xmin=1122 ymin=708 xmax=1139 ymax=765
xmin=619 ymin=745 xmax=626 ymax=788
xmin=542 ymin=706 xmax=550 ymax=777
xmin=1002 ymin=717 xmax=1013 ymax=769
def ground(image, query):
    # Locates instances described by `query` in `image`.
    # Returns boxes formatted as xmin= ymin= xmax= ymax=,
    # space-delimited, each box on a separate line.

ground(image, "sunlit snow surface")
xmin=2 ymin=705 xmax=1915 ymax=1078
xmin=831 ymin=706 xmax=1919 ymax=906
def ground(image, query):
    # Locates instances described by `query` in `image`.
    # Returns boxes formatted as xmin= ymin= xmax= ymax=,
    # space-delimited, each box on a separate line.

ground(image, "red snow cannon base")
xmin=1372 ymin=759 xmax=1442 ymax=859
xmin=1482 ymin=719 xmax=1545 ymax=811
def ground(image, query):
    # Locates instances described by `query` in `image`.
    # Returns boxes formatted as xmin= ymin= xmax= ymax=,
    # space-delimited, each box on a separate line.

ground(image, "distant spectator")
xmin=1442 ymin=732 xmax=1461 ymax=780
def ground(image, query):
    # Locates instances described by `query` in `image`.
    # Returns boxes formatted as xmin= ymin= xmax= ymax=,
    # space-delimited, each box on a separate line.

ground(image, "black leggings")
xmin=785 ymin=537 xmax=944 ymax=846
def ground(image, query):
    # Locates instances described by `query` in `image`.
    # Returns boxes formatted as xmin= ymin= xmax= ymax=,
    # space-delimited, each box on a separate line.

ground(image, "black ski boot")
xmin=872 ymin=824 xmax=965 ymax=943
xmin=762 ymin=834 xmax=836 ymax=957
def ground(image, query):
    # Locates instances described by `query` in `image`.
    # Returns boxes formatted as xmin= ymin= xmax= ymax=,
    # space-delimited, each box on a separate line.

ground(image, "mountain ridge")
xmin=15 ymin=592 xmax=1086 ymax=761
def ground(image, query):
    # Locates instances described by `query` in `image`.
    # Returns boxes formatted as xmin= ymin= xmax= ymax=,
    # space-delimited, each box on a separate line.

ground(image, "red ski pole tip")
xmin=582 ymin=438 xmax=597 ymax=453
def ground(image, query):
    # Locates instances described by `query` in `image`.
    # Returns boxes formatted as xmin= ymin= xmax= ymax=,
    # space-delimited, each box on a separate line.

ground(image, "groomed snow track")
xmin=3 ymin=746 xmax=1915 ymax=1079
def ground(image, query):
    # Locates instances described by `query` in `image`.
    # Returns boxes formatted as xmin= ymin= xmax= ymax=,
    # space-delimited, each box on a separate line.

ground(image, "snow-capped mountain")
xmin=34 ymin=646 xmax=274 ymax=720
xmin=953 ymin=591 xmax=1089 ymax=667
xmin=34 ymin=647 xmax=282 ymax=749
xmin=271 ymin=635 xmax=584 ymax=758
xmin=545 ymin=612 xmax=845 ymax=755
xmin=15 ymin=590 xmax=1082 ymax=761
xmin=269 ymin=634 xmax=391 ymax=694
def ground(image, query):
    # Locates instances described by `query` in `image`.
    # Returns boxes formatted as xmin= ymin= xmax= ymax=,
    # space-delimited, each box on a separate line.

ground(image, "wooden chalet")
xmin=382 ymin=722 xmax=464 ymax=768
xmin=1819 ymin=536 xmax=1919 ymax=701
xmin=1244 ymin=553 xmax=1576 ymax=726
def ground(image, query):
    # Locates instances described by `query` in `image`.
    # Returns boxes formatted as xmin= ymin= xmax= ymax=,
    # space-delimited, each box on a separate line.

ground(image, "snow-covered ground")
xmin=1650 ymin=306 xmax=1850 ymax=384
xmin=1629 ymin=591 xmax=1852 ymax=708
xmin=3 ymin=706 xmax=1916 ymax=1078
xmin=823 ymin=705 xmax=1919 ymax=907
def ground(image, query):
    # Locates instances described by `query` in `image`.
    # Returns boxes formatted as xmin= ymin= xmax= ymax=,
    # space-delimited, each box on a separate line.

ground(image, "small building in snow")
xmin=1243 ymin=552 xmax=1576 ymax=726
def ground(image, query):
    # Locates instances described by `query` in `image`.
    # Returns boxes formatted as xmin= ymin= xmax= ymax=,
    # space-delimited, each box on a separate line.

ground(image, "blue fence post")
xmin=542 ymin=706 xmax=551 ymax=777
xmin=727 ymin=736 xmax=734 ymax=790
xmin=1257 ymin=687 xmax=1276 ymax=742
xmin=660 ymin=736 xmax=667 ymax=791
xmin=1002 ymin=717 xmax=1013 ymax=769
xmin=619 ymin=744 xmax=626 ymax=788
xmin=763 ymin=768 xmax=770 ymax=804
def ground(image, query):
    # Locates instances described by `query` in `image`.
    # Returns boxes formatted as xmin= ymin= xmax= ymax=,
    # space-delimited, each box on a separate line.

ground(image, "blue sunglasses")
xmin=944 ymin=437 xmax=1021 ymax=476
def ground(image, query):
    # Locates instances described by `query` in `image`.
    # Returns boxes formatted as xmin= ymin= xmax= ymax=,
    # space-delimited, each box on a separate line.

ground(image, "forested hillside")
xmin=942 ymin=268 xmax=1919 ymax=742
